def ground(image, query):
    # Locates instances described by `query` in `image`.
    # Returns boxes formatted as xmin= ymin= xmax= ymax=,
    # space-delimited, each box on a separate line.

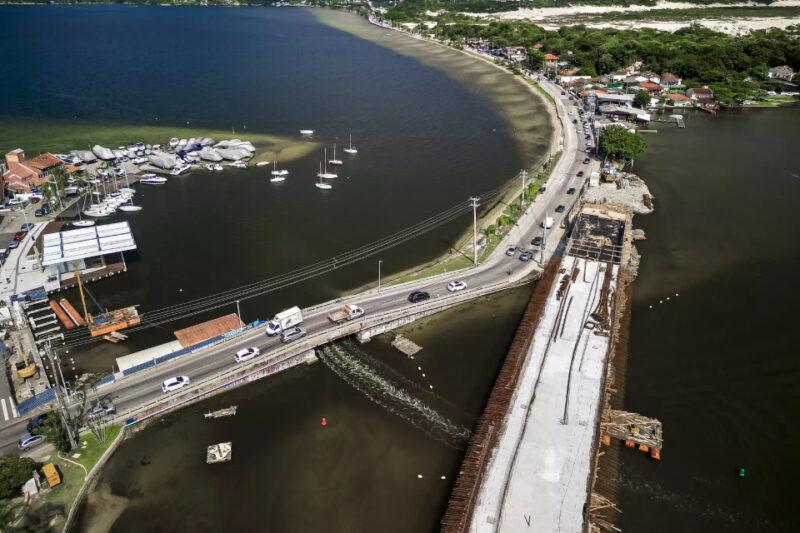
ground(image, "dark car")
xmin=583 ymin=158 xmax=591 ymax=164
xmin=567 ymin=188 xmax=576 ymax=195
xmin=26 ymin=414 xmax=46 ymax=434
xmin=531 ymin=236 xmax=543 ymax=246
xmin=584 ymin=134 xmax=591 ymax=140
xmin=13 ymin=231 xmax=27 ymax=241
xmin=29 ymin=197 xmax=41 ymax=204
xmin=577 ymin=171 xmax=584 ymax=177
xmin=408 ymin=290 xmax=430 ymax=303
xmin=20 ymin=223 xmax=34 ymax=230
xmin=560 ymin=91 xmax=566 ymax=95
xmin=7 ymin=241 xmax=19 ymax=250
xmin=35 ymin=206 xmax=50 ymax=217
xmin=555 ymin=205 xmax=566 ymax=213
xmin=519 ymin=251 xmax=532 ymax=262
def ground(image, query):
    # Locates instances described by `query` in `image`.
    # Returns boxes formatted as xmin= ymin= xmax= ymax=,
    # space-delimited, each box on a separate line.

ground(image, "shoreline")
xmin=312 ymin=8 xmax=560 ymax=290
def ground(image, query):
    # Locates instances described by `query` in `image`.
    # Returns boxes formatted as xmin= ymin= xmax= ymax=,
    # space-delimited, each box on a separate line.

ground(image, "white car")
xmin=161 ymin=375 xmax=190 ymax=393
xmin=447 ymin=280 xmax=467 ymax=292
xmin=234 ymin=347 xmax=260 ymax=363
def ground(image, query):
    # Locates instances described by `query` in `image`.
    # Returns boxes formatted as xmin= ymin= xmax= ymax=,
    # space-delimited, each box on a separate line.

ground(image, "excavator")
xmin=15 ymin=350 xmax=38 ymax=379
xmin=73 ymin=260 xmax=140 ymax=340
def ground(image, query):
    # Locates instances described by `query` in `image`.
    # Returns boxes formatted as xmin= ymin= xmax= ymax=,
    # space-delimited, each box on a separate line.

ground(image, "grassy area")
xmin=44 ymin=426 xmax=121 ymax=519
xmin=529 ymin=79 xmax=555 ymax=106
xmin=746 ymin=95 xmax=799 ymax=107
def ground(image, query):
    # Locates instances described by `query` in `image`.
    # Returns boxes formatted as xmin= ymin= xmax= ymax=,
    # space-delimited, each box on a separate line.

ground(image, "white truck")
xmin=266 ymin=306 xmax=303 ymax=336
xmin=327 ymin=304 xmax=365 ymax=324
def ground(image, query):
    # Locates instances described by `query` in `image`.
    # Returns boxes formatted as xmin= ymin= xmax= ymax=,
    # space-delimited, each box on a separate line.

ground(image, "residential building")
xmin=503 ymin=46 xmax=527 ymax=63
xmin=660 ymin=72 xmax=682 ymax=88
xmin=769 ymin=65 xmax=795 ymax=81
xmin=2 ymin=149 xmax=65 ymax=196
xmin=665 ymin=93 xmax=692 ymax=107
xmin=638 ymin=81 xmax=662 ymax=96
xmin=544 ymin=53 xmax=559 ymax=70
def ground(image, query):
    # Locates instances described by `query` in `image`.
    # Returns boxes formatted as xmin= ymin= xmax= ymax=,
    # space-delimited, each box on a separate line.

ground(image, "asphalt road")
xmin=1 ymin=77 xmax=594 ymax=454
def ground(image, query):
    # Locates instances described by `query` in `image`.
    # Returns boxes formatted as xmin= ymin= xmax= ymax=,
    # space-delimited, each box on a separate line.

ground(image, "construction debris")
xmin=600 ymin=409 xmax=663 ymax=460
xmin=206 ymin=442 xmax=232 ymax=464
xmin=204 ymin=406 xmax=238 ymax=419
xmin=391 ymin=335 xmax=422 ymax=356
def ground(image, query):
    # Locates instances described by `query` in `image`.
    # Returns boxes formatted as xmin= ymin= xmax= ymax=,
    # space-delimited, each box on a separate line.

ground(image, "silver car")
xmin=18 ymin=433 xmax=45 ymax=451
xmin=280 ymin=326 xmax=307 ymax=344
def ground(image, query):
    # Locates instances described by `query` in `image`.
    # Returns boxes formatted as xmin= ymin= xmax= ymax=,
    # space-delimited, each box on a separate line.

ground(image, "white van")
xmin=266 ymin=306 xmax=303 ymax=336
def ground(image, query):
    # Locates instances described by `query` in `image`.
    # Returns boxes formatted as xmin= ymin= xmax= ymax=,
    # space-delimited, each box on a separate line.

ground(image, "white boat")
xmin=213 ymin=163 xmax=223 ymax=172
xmin=169 ymin=138 xmax=179 ymax=148
xmin=140 ymin=175 xmax=168 ymax=185
xmin=316 ymin=148 xmax=338 ymax=179
xmin=271 ymin=161 xmax=289 ymax=177
xmin=170 ymin=164 xmax=191 ymax=175
xmin=118 ymin=170 xmax=142 ymax=212
xmin=256 ymin=161 xmax=270 ymax=167
xmin=118 ymin=204 xmax=143 ymax=212
xmin=315 ymin=169 xmax=332 ymax=190
xmin=231 ymin=160 xmax=247 ymax=169
xmin=300 ymin=129 xmax=314 ymax=136
xmin=205 ymin=163 xmax=217 ymax=172
xmin=329 ymin=143 xmax=343 ymax=166
xmin=343 ymin=133 xmax=358 ymax=154
xmin=270 ymin=174 xmax=286 ymax=183
xmin=72 ymin=220 xmax=96 ymax=227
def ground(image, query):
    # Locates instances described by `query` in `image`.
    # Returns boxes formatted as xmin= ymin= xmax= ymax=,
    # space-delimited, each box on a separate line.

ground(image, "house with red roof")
xmin=638 ymin=81 xmax=663 ymax=96
xmin=543 ymin=53 xmax=559 ymax=70
xmin=2 ymin=149 xmax=65 ymax=197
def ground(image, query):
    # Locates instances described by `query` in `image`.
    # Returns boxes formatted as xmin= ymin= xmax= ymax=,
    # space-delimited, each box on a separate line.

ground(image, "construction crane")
xmin=73 ymin=260 xmax=140 ymax=338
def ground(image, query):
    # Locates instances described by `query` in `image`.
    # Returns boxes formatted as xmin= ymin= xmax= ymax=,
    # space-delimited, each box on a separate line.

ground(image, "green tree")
xmin=527 ymin=48 xmax=545 ymax=70
xmin=598 ymin=125 xmax=647 ymax=167
xmin=33 ymin=412 xmax=71 ymax=453
xmin=634 ymin=91 xmax=651 ymax=109
xmin=0 ymin=454 xmax=40 ymax=500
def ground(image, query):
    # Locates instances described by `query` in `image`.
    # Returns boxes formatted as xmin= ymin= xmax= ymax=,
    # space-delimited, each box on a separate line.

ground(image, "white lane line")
xmin=0 ymin=398 xmax=8 ymax=421
xmin=9 ymin=397 xmax=18 ymax=418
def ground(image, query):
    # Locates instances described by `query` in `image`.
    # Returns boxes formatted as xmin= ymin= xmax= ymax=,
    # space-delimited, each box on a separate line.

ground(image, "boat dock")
xmin=391 ymin=335 xmax=422 ymax=356
xmin=601 ymin=410 xmax=663 ymax=459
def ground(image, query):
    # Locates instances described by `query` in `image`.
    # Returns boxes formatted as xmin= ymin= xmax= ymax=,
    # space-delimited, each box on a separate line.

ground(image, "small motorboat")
xmin=72 ymin=219 xmax=96 ymax=227
xmin=140 ymin=175 xmax=168 ymax=185
xmin=118 ymin=204 xmax=143 ymax=212
xmin=299 ymin=129 xmax=314 ymax=136
xmin=169 ymin=137 xmax=179 ymax=148
xmin=256 ymin=161 xmax=270 ymax=167
xmin=213 ymin=163 xmax=223 ymax=172
xmin=231 ymin=160 xmax=247 ymax=169
xmin=270 ymin=175 xmax=286 ymax=183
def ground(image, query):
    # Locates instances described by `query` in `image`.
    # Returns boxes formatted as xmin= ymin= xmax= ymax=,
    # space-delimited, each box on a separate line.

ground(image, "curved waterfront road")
xmin=0 ymin=76 xmax=591 ymax=453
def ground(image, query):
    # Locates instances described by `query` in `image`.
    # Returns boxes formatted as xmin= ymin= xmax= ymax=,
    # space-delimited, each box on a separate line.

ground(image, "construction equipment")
xmin=73 ymin=260 xmax=140 ymax=339
xmin=15 ymin=350 xmax=38 ymax=379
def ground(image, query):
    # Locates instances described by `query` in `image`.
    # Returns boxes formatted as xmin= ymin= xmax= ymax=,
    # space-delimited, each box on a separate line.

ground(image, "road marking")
xmin=9 ymin=397 xmax=18 ymax=418
xmin=1 ymin=398 xmax=8 ymax=421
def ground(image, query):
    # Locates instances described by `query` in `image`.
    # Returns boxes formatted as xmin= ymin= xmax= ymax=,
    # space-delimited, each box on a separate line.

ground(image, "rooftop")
xmin=40 ymin=221 xmax=137 ymax=266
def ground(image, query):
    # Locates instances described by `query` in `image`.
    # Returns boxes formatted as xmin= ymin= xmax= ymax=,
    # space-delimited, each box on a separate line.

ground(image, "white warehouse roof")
xmin=41 ymin=222 xmax=137 ymax=266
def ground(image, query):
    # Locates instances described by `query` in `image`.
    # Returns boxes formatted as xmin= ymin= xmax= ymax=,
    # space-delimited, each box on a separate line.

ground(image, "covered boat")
xmin=199 ymin=148 xmax=223 ymax=162
xmin=148 ymin=153 xmax=178 ymax=169
xmin=92 ymin=145 xmax=116 ymax=161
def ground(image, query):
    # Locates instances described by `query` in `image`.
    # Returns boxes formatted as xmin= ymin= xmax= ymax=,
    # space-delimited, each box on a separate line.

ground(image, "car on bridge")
xmin=567 ymin=188 xmax=576 ymax=195
xmin=577 ymin=171 xmax=584 ymax=177
xmin=447 ymin=280 xmax=467 ymax=293
xmin=235 ymin=347 xmax=260 ymax=363
xmin=162 ymin=375 xmax=190 ymax=393
xmin=506 ymin=245 xmax=517 ymax=256
xmin=13 ymin=230 xmax=28 ymax=241
xmin=408 ymin=290 xmax=430 ymax=303
xmin=531 ymin=236 xmax=543 ymax=246
xmin=555 ymin=205 xmax=566 ymax=213
xmin=583 ymin=158 xmax=591 ymax=164
xmin=18 ymin=433 xmax=45 ymax=451
xmin=281 ymin=326 xmax=307 ymax=344
xmin=20 ymin=223 xmax=34 ymax=231
xmin=519 ymin=251 xmax=533 ymax=262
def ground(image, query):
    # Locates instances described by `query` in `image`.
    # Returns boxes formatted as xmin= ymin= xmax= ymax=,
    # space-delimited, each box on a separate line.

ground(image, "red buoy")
xmin=321 ymin=417 xmax=328 ymax=427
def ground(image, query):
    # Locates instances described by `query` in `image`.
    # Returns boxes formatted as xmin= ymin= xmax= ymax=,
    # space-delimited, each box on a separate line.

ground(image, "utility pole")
xmin=520 ymin=170 xmax=528 ymax=208
xmin=235 ymin=299 xmax=242 ymax=324
xmin=470 ymin=197 xmax=480 ymax=266
xmin=378 ymin=260 xmax=382 ymax=292
xmin=45 ymin=342 xmax=77 ymax=450
xmin=540 ymin=212 xmax=548 ymax=265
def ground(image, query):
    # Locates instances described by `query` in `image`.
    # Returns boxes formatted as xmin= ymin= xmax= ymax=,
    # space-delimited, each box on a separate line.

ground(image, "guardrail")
xmin=99 ymin=274 xmax=537 ymax=426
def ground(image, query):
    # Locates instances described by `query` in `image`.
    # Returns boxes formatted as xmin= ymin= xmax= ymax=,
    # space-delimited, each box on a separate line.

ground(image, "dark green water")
xmin=620 ymin=108 xmax=800 ymax=532
xmin=0 ymin=5 xmax=551 ymax=374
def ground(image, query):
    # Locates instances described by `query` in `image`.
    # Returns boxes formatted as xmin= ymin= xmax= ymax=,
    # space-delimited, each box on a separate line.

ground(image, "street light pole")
xmin=520 ymin=170 xmax=527 ymax=208
xmin=378 ymin=260 xmax=382 ymax=291
xmin=470 ymin=197 xmax=480 ymax=267
xmin=235 ymin=299 xmax=242 ymax=324
xmin=540 ymin=212 xmax=548 ymax=265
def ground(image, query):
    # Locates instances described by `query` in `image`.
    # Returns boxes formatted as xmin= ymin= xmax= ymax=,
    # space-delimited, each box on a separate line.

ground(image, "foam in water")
xmin=319 ymin=341 xmax=471 ymax=448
